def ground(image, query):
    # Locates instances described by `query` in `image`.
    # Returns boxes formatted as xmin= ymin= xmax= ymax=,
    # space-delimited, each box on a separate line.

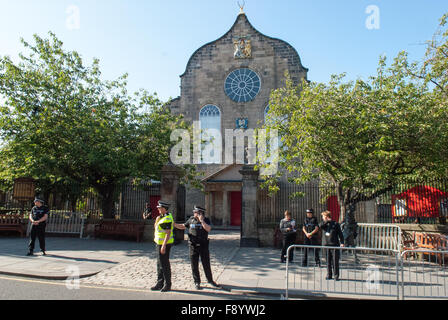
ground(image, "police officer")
xmin=151 ymin=201 xmax=174 ymax=292
xmin=174 ymin=206 xmax=220 ymax=290
xmin=142 ymin=202 xmax=153 ymax=220
xmin=302 ymin=209 xmax=321 ymax=267
xmin=319 ymin=211 xmax=345 ymax=281
xmin=279 ymin=211 xmax=297 ymax=263
xmin=27 ymin=198 xmax=49 ymax=256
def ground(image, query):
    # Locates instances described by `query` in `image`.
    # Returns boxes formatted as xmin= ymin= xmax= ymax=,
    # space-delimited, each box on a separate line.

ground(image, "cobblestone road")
xmin=82 ymin=231 xmax=240 ymax=291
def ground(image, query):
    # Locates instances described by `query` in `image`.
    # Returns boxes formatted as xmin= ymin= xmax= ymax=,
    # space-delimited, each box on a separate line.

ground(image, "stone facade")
xmin=169 ymin=13 xmax=308 ymax=226
xmin=173 ymin=13 xmax=308 ymax=125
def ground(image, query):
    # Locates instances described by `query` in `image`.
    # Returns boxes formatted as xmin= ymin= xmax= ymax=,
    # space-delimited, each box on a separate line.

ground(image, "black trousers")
xmin=156 ymin=244 xmax=172 ymax=286
xmin=281 ymin=233 xmax=297 ymax=262
xmin=28 ymin=224 xmax=46 ymax=252
xmin=190 ymin=240 xmax=214 ymax=284
xmin=344 ymin=234 xmax=359 ymax=262
xmin=326 ymin=248 xmax=341 ymax=278
xmin=303 ymin=237 xmax=320 ymax=264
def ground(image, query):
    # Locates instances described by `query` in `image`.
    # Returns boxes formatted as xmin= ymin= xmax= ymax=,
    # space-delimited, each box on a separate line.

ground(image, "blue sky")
xmin=0 ymin=0 xmax=447 ymax=101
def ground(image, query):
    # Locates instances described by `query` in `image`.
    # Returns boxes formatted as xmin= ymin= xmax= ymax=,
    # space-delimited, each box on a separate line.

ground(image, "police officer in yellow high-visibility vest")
xmin=151 ymin=201 xmax=174 ymax=292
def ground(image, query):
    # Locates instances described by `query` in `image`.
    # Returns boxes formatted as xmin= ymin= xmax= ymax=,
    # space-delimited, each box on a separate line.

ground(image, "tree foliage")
xmin=0 ymin=32 xmax=192 ymax=217
xmin=259 ymin=13 xmax=448 ymax=232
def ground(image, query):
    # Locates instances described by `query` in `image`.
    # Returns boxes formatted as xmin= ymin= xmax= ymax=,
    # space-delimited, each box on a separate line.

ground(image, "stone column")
xmin=239 ymin=165 xmax=260 ymax=247
xmin=160 ymin=164 xmax=183 ymax=243
xmin=222 ymin=190 xmax=229 ymax=227
xmin=161 ymin=164 xmax=181 ymax=219
xmin=205 ymin=191 xmax=210 ymax=216
xmin=210 ymin=192 xmax=214 ymax=220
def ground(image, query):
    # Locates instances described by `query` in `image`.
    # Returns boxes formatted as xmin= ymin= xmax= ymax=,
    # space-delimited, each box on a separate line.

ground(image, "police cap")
xmin=193 ymin=205 xmax=206 ymax=215
xmin=157 ymin=201 xmax=170 ymax=210
xmin=34 ymin=197 xmax=45 ymax=204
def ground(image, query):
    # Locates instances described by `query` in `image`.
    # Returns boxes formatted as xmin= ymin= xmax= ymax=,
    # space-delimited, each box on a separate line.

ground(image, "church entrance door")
xmin=230 ymin=191 xmax=242 ymax=226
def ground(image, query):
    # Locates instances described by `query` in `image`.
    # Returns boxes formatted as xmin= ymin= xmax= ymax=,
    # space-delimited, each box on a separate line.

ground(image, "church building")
xmin=168 ymin=10 xmax=308 ymax=227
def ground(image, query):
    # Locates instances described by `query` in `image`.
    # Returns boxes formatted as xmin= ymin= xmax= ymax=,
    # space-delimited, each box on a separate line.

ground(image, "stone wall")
xmin=167 ymin=13 xmax=309 ymax=216
xmin=174 ymin=13 xmax=307 ymax=134
xmin=164 ymin=13 xmax=310 ymax=238
xmin=258 ymin=225 xmax=277 ymax=248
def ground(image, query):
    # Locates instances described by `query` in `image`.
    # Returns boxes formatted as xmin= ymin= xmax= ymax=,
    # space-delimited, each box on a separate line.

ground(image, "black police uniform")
xmin=280 ymin=218 xmax=297 ymax=263
xmin=28 ymin=205 xmax=49 ymax=254
xmin=319 ymin=220 xmax=344 ymax=279
xmin=143 ymin=206 xmax=153 ymax=220
xmin=184 ymin=215 xmax=215 ymax=286
xmin=302 ymin=216 xmax=321 ymax=266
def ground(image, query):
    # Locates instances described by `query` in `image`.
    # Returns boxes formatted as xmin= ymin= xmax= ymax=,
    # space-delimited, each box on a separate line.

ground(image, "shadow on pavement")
xmin=44 ymin=254 xmax=119 ymax=264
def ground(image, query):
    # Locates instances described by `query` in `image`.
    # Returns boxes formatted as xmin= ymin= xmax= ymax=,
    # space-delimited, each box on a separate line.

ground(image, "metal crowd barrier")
xmin=285 ymin=245 xmax=401 ymax=300
xmin=400 ymin=250 xmax=447 ymax=300
xmin=27 ymin=212 xmax=85 ymax=238
xmin=357 ymin=224 xmax=402 ymax=251
xmin=286 ymin=245 xmax=448 ymax=300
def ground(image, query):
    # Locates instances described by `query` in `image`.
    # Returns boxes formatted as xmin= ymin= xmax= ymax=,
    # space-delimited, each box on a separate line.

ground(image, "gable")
xmin=202 ymin=164 xmax=243 ymax=182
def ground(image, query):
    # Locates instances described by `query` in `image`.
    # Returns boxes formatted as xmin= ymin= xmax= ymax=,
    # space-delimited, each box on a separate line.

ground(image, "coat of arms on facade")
xmin=234 ymin=36 xmax=252 ymax=59
xmin=236 ymin=118 xmax=249 ymax=129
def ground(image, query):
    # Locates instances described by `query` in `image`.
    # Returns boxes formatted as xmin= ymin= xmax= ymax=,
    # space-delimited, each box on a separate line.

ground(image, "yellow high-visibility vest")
xmin=154 ymin=213 xmax=174 ymax=245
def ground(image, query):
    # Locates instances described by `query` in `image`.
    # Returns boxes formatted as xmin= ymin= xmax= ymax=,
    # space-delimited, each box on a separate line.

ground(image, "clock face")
xmin=224 ymin=68 xmax=261 ymax=103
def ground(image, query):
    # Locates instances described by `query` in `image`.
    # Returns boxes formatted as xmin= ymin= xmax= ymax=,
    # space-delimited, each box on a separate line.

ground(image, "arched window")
xmin=264 ymin=105 xmax=272 ymax=124
xmin=199 ymin=105 xmax=222 ymax=164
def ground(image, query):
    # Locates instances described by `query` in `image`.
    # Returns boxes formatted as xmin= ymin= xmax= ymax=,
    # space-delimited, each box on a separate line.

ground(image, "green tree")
xmin=260 ymin=50 xmax=448 ymax=242
xmin=0 ymin=32 xmax=192 ymax=218
xmin=406 ymin=13 xmax=448 ymax=99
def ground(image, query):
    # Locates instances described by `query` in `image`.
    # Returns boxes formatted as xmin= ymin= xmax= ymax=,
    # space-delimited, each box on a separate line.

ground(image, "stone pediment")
xmin=201 ymin=164 xmax=243 ymax=183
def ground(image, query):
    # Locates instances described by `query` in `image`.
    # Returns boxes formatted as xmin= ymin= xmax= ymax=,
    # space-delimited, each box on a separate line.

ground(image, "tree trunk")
xmin=337 ymin=185 xmax=358 ymax=247
xmin=337 ymin=183 xmax=394 ymax=247
xmin=342 ymin=202 xmax=358 ymax=247
xmin=69 ymin=194 xmax=78 ymax=213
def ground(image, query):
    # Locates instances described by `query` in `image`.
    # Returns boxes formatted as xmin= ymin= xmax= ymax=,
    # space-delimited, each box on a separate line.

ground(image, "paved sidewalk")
xmin=0 ymin=233 xmax=394 ymax=299
xmin=0 ymin=231 xmax=240 ymax=289
xmin=1 ymin=233 xmax=444 ymax=299
xmin=218 ymin=248 xmax=397 ymax=300
xmin=81 ymin=231 xmax=239 ymax=292
xmin=0 ymin=232 xmax=343 ymax=298
xmin=217 ymin=247 xmax=288 ymax=297
xmin=0 ymin=236 xmax=153 ymax=279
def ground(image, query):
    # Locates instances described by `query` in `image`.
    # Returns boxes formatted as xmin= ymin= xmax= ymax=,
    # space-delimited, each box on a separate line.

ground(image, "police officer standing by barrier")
xmin=27 ymin=197 xmax=49 ymax=256
xmin=280 ymin=211 xmax=297 ymax=263
xmin=319 ymin=211 xmax=344 ymax=281
xmin=151 ymin=201 xmax=174 ymax=292
xmin=302 ymin=209 xmax=321 ymax=267
xmin=174 ymin=206 xmax=220 ymax=290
